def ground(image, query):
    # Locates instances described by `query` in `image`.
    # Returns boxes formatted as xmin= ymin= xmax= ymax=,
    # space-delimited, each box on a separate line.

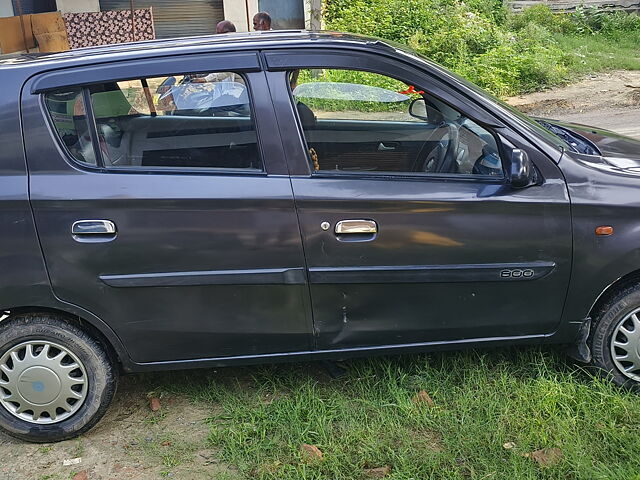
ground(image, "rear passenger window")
xmin=45 ymin=72 xmax=262 ymax=172
xmin=45 ymin=88 xmax=97 ymax=166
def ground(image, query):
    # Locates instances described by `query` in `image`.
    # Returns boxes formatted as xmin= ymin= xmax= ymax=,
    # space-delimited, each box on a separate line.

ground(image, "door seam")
xmin=258 ymin=51 xmax=319 ymax=348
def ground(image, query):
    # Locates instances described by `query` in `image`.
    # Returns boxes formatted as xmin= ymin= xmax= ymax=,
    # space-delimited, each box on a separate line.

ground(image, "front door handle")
xmin=72 ymin=220 xmax=117 ymax=235
xmin=334 ymin=219 xmax=378 ymax=234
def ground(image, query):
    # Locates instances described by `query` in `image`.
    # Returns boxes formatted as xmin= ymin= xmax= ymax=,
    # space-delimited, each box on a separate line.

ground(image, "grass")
xmin=132 ymin=431 xmax=203 ymax=475
xmin=143 ymin=347 xmax=640 ymax=480
xmin=555 ymin=32 xmax=640 ymax=75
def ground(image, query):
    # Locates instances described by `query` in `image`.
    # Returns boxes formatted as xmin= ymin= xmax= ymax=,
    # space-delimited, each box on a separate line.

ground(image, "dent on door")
xmin=266 ymin=53 xmax=571 ymax=351
xmin=293 ymin=173 xmax=570 ymax=350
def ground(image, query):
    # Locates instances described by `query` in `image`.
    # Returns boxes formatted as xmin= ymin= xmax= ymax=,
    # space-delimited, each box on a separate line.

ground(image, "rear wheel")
xmin=0 ymin=313 xmax=117 ymax=442
xmin=590 ymin=285 xmax=640 ymax=391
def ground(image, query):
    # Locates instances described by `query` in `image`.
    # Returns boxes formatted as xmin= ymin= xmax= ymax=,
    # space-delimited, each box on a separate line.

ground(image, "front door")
xmin=24 ymin=54 xmax=312 ymax=363
xmin=266 ymin=52 xmax=572 ymax=350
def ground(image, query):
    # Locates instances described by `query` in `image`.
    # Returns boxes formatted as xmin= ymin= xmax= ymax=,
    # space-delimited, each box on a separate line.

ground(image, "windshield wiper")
xmin=536 ymin=120 xmax=600 ymax=156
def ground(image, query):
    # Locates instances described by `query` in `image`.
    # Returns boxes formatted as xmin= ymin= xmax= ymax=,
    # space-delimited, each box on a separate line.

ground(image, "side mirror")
xmin=409 ymin=98 xmax=429 ymax=121
xmin=509 ymin=149 xmax=538 ymax=188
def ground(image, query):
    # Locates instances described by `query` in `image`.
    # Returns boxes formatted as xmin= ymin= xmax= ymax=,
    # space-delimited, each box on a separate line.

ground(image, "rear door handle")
xmin=334 ymin=219 xmax=378 ymax=234
xmin=378 ymin=142 xmax=398 ymax=151
xmin=72 ymin=220 xmax=117 ymax=235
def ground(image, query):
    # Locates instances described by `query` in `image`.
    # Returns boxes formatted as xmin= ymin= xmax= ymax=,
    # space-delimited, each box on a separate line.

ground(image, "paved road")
xmin=507 ymin=70 xmax=640 ymax=141
xmin=551 ymin=108 xmax=640 ymax=141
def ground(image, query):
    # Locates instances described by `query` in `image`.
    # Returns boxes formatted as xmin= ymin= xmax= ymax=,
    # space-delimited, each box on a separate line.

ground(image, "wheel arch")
xmin=0 ymin=305 xmax=132 ymax=372
xmin=588 ymin=269 xmax=640 ymax=320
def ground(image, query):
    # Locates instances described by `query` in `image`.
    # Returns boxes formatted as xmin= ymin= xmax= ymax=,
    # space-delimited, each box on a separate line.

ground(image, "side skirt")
xmin=126 ymin=333 xmax=555 ymax=373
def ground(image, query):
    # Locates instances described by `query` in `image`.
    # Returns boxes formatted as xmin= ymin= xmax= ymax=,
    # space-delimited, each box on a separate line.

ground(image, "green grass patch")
xmin=153 ymin=348 xmax=640 ymax=479
xmin=135 ymin=431 xmax=202 ymax=471
xmin=555 ymin=32 xmax=640 ymax=74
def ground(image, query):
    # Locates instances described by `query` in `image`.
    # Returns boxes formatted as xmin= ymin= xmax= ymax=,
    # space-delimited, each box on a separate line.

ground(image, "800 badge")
xmin=500 ymin=269 xmax=535 ymax=279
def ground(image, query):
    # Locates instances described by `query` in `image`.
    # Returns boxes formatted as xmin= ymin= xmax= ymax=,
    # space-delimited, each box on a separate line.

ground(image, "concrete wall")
xmin=0 ymin=0 xmax=14 ymax=17
xmin=304 ymin=0 xmax=322 ymax=30
xmin=222 ymin=0 xmax=256 ymax=32
xmin=510 ymin=0 xmax=640 ymax=12
xmin=56 ymin=0 xmax=99 ymax=13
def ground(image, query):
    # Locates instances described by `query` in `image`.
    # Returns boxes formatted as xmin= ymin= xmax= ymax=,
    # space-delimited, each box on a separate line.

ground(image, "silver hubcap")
xmin=0 ymin=341 xmax=88 ymax=424
xmin=610 ymin=307 xmax=640 ymax=382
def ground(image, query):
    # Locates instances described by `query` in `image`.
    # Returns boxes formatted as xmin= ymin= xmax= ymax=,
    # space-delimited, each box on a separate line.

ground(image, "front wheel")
xmin=0 ymin=313 xmax=117 ymax=442
xmin=590 ymin=285 xmax=640 ymax=391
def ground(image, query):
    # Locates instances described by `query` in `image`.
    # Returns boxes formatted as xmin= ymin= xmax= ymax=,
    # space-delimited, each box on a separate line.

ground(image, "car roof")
xmin=0 ymin=30 xmax=396 ymax=69
xmin=0 ymin=29 xmax=564 ymax=162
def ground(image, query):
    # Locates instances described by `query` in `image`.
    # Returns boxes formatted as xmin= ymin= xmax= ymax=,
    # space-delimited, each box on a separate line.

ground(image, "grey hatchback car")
xmin=1 ymin=31 xmax=640 ymax=443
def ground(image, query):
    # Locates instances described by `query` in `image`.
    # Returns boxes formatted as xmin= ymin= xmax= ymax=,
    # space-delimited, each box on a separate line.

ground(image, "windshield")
xmin=387 ymin=41 xmax=574 ymax=153
xmin=293 ymin=82 xmax=410 ymax=102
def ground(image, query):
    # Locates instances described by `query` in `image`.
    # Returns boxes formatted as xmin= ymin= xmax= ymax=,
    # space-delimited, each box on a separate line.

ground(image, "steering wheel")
xmin=413 ymin=123 xmax=460 ymax=174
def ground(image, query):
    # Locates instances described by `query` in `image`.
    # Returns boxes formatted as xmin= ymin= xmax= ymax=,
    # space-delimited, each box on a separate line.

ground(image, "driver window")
xmin=289 ymin=69 xmax=503 ymax=177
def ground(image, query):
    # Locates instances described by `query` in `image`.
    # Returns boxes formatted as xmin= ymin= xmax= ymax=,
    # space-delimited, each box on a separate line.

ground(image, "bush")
xmin=323 ymin=0 xmax=640 ymax=97
xmin=569 ymin=6 xmax=640 ymax=36
xmin=509 ymin=4 xmax=640 ymax=36
xmin=507 ymin=4 xmax=572 ymax=33
xmin=324 ymin=0 xmax=568 ymax=96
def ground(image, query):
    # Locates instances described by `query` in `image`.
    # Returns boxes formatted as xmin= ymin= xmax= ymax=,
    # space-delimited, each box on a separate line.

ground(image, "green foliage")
xmin=508 ymin=4 xmax=572 ymax=33
xmin=323 ymin=0 xmax=640 ymax=97
xmin=509 ymin=4 xmax=640 ymax=37
xmin=568 ymin=5 xmax=640 ymax=36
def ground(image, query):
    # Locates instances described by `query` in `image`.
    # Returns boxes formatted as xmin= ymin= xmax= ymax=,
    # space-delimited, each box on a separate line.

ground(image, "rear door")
xmin=24 ymin=53 xmax=313 ymax=363
xmin=266 ymin=50 xmax=572 ymax=350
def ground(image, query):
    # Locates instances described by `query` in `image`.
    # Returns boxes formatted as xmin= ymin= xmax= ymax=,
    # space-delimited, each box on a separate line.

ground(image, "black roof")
xmin=0 ymin=30 xmax=396 ymax=69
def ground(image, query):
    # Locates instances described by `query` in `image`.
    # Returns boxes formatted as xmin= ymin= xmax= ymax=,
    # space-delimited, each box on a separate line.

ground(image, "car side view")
xmin=0 ymin=31 xmax=639 ymax=443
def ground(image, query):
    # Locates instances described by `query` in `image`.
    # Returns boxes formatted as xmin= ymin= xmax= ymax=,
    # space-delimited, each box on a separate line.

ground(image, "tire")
xmin=0 ymin=313 xmax=118 ymax=442
xmin=590 ymin=284 xmax=640 ymax=392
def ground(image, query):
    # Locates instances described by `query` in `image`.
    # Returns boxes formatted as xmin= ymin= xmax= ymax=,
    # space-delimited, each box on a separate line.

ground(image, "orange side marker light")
xmin=595 ymin=226 xmax=614 ymax=236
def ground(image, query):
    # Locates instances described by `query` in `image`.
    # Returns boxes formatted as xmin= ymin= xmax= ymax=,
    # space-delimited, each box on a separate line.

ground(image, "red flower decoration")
xmin=398 ymin=85 xmax=425 ymax=95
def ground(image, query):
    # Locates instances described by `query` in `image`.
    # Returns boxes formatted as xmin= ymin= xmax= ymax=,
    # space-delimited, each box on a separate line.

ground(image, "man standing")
xmin=252 ymin=12 xmax=272 ymax=31
xmin=216 ymin=20 xmax=236 ymax=34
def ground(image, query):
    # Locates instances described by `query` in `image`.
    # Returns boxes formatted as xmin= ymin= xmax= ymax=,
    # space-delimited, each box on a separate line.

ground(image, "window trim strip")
xmin=81 ymin=87 xmax=104 ymax=168
xmin=31 ymin=52 xmax=261 ymax=94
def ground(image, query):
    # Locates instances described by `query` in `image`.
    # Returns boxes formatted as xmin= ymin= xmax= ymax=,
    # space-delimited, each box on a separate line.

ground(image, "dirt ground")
xmin=0 ymin=374 xmax=235 ymax=480
xmin=506 ymin=70 xmax=640 ymax=140
xmin=1 ymin=70 xmax=640 ymax=480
